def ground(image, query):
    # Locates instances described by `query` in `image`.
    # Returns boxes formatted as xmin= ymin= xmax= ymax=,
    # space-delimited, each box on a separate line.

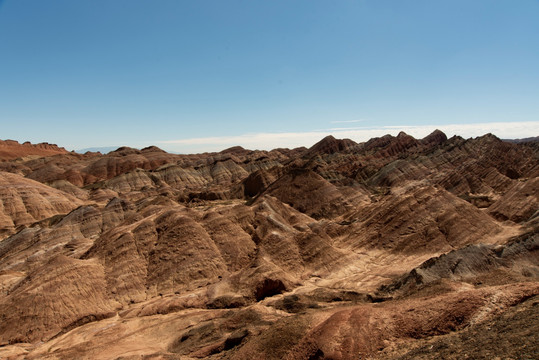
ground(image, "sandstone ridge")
xmin=0 ymin=139 xmax=68 ymax=161
xmin=0 ymin=131 xmax=537 ymax=359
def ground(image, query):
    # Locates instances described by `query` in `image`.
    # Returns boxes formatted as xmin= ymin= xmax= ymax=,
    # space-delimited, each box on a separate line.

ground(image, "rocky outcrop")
xmin=0 ymin=132 xmax=537 ymax=358
xmin=379 ymin=229 xmax=539 ymax=296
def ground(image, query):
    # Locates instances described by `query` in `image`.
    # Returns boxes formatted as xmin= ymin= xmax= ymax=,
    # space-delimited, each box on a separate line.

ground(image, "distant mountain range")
xmin=73 ymin=135 xmax=538 ymax=155
xmin=503 ymin=136 xmax=539 ymax=143
xmin=75 ymin=146 xmax=120 ymax=154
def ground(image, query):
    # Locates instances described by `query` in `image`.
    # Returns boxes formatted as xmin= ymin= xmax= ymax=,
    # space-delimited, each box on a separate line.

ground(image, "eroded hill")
xmin=0 ymin=131 xmax=537 ymax=359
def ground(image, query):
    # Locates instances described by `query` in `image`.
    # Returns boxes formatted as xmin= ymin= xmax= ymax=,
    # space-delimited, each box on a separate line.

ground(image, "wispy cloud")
xmin=157 ymin=121 xmax=539 ymax=153
xmin=326 ymin=127 xmax=368 ymax=131
xmin=330 ymin=119 xmax=366 ymax=124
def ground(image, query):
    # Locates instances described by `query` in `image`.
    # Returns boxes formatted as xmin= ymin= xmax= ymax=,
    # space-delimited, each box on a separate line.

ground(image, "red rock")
xmin=0 ymin=132 xmax=537 ymax=358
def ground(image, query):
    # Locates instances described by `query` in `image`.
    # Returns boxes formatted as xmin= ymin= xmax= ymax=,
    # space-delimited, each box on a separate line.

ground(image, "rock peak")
xmin=397 ymin=131 xmax=410 ymax=138
xmin=306 ymin=135 xmax=356 ymax=157
xmin=220 ymin=146 xmax=248 ymax=155
xmin=110 ymin=146 xmax=141 ymax=155
xmin=421 ymin=129 xmax=447 ymax=145
xmin=140 ymin=145 xmax=166 ymax=153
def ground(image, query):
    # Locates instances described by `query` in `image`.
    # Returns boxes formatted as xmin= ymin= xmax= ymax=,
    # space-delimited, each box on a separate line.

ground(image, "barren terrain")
xmin=0 ymin=132 xmax=537 ymax=359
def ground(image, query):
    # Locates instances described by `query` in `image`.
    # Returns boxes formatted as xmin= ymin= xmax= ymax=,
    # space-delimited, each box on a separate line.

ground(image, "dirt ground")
xmin=379 ymin=294 xmax=539 ymax=360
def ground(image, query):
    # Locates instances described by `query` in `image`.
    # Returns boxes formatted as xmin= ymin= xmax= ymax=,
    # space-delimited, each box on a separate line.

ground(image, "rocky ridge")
xmin=0 ymin=140 xmax=68 ymax=161
xmin=0 ymin=130 xmax=537 ymax=359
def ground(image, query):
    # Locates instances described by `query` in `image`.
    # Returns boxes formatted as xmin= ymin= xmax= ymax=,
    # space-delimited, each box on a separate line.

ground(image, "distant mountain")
xmin=503 ymin=136 xmax=539 ymax=143
xmin=75 ymin=146 xmax=120 ymax=154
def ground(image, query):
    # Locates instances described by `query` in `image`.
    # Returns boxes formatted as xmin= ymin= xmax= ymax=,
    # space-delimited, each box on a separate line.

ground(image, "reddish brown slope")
xmin=0 ymin=132 xmax=536 ymax=359
xmin=0 ymin=255 xmax=117 ymax=344
xmin=0 ymin=171 xmax=83 ymax=238
xmin=0 ymin=140 xmax=68 ymax=161
xmin=336 ymin=185 xmax=503 ymax=254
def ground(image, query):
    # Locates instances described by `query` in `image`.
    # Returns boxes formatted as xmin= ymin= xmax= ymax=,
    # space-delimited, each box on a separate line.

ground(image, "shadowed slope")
xmin=0 ymin=132 xmax=536 ymax=359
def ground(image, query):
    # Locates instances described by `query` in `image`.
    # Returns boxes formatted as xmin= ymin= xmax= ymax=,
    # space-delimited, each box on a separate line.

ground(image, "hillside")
xmin=0 ymin=131 xmax=537 ymax=359
xmin=0 ymin=140 xmax=68 ymax=161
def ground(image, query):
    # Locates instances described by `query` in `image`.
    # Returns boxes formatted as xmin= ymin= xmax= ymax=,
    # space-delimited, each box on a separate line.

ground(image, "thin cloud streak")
xmin=330 ymin=119 xmax=366 ymax=124
xmin=157 ymin=121 xmax=539 ymax=153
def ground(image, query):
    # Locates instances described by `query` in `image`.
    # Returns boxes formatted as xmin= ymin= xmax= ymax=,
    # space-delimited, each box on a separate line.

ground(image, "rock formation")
xmin=0 ymin=131 xmax=537 ymax=359
xmin=0 ymin=140 xmax=68 ymax=161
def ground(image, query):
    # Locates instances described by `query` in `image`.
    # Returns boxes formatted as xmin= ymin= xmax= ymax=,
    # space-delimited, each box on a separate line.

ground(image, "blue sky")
xmin=1 ymin=0 xmax=538 ymax=153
